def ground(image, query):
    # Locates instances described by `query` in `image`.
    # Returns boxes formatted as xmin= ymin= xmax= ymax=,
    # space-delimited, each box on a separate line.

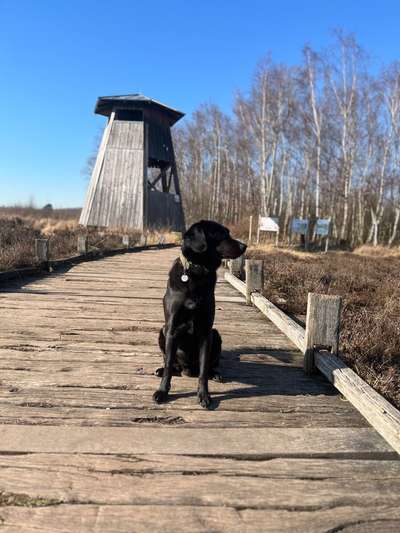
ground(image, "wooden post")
xmin=229 ymin=255 xmax=245 ymax=278
xmin=245 ymin=259 xmax=263 ymax=305
xmin=256 ymin=215 xmax=260 ymax=245
xmin=122 ymin=234 xmax=130 ymax=248
xmin=77 ymin=236 xmax=88 ymax=255
xmin=35 ymin=239 xmax=49 ymax=264
xmin=303 ymin=293 xmax=342 ymax=374
xmin=248 ymin=215 xmax=253 ymax=245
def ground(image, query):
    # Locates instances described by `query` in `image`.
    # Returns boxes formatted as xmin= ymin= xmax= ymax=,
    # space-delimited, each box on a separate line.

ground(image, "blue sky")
xmin=1 ymin=0 xmax=400 ymax=207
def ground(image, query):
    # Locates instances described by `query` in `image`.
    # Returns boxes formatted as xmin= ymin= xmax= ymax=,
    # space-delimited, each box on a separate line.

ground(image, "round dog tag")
xmin=181 ymin=273 xmax=189 ymax=283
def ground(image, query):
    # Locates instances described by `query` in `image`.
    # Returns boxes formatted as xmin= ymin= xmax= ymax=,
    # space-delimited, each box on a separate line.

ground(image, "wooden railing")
xmin=225 ymin=257 xmax=400 ymax=456
xmin=0 ymin=235 xmax=176 ymax=283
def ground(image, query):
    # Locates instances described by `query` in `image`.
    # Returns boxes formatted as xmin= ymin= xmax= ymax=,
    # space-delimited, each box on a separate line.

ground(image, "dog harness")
xmin=179 ymin=252 xmax=209 ymax=282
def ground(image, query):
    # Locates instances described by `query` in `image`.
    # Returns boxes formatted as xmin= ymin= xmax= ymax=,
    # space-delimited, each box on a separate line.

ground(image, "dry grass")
xmin=353 ymin=244 xmax=400 ymax=257
xmin=0 ymin=207 xmax=180 ymax=270
xmin=247 ymin=245 xmax=400 ymax=409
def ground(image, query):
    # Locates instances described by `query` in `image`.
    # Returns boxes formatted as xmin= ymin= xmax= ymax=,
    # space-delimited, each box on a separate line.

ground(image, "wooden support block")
xmin=77 ymin=236 xmax=88 ymax=255
xmin=303 ymin=293 xmax=342 ymax=374
xmin=35 ymin=239 xmax=49 ymax=263
xmin=229 ymin=255 xmax=245 ymax=278
xmin=245 ymin=259 xmax=263 ymax=305
xmin=122 ymin=235 xmax=130 ymax=248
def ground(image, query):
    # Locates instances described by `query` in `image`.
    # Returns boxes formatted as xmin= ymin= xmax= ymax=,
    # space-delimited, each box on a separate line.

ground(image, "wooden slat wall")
xmin=79 ymin=111 xmax=115 ymax=226
xmin=83 ymin=120 xmax=144 ymax=230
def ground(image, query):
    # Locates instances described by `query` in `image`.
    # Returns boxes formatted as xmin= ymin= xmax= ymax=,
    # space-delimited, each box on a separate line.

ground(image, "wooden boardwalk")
xmin=0 ymin=247 xmax=399 ymax=532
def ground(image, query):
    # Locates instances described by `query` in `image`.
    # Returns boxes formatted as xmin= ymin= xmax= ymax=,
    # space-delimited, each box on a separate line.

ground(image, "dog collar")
xmin=179 ymin=252 xmax=209 ymax=282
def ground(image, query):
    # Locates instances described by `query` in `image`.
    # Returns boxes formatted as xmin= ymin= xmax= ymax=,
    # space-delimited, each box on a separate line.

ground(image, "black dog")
xmin=153 ymin=220 xmax=246 ymax=408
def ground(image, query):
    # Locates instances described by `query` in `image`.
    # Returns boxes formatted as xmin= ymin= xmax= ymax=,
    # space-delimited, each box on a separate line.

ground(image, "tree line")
xmin=174 ymin=31 xmax=400 ymax=246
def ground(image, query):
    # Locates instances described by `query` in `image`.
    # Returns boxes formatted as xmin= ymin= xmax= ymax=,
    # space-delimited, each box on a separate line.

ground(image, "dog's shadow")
xmin=170 ymin=346 xmax=337 ymax=409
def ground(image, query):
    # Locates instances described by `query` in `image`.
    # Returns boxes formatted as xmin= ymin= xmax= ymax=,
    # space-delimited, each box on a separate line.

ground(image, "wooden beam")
xmin=161 ymin=168 xmax=168 ymax=192
xmin=315 ymin=350 xmax=400 ymax=456
xmin=224 ymin=272 xmax=246 ymax=295
xmin=250 ymin=292 xmax=306 ymax=351
xmin=148 ymin=172 xmax=163 ymax=190
xmin=167 ymin=167 xmax=174 ymax=191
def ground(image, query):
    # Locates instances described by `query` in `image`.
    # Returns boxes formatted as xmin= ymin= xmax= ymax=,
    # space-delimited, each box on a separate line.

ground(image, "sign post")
xmin=291 ymin=219 xmax=309 ymax=250
xmin=257 ymin=216 xmax=280 ymax=246
xmin=315 ymin=219 xmax=331 ymax=252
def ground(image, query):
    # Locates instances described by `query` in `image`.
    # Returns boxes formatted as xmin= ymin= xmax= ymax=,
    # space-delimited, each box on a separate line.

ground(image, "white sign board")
xmin=259 ymin=216 xmax=279 ymax=233
xmin=315 ymin=218 xmax=330 ymax=237
xmin=291 ymin=218 xmax=309 ymax=235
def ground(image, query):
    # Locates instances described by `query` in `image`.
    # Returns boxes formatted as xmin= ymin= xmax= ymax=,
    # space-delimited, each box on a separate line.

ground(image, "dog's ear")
xmin=183 ymin=224 xmax=207 ymax=254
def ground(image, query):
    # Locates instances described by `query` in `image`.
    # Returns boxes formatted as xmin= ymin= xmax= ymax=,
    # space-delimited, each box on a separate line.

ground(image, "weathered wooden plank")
xmin=0 ymin=403 xmax=366 ymax=428
xmin=0 ymin=426 xmax=392 ymax=455
xmin=0 ymin=454 xmax=399 ymax=531
xmin=0 ymin=506 xmax=242 ymax=533
xmin=1 ymin=504 xmax=400 ymax=533
xmin=2 ymin=453 xmax=399 ymax=479
xmin=0 ymin=455 xmax=399 ymax=511
xmin=0 ymin=385 xmax=361 ymax=415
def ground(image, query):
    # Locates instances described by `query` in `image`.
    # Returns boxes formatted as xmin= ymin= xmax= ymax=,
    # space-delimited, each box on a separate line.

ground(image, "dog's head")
xmin=182 ymin=220 xmax=246 ymax=268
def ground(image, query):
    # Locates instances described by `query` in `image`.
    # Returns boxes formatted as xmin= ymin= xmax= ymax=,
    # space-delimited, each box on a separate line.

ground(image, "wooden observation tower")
xmin=80 ymin=94 xmax=185 ymax=232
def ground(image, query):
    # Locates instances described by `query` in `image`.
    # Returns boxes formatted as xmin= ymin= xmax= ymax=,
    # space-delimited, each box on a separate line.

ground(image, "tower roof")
xmin=95 ymin=94 xmax=185 ymax=125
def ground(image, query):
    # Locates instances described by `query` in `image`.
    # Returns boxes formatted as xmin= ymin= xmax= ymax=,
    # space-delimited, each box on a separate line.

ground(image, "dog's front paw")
xmin=155 ymin=367 xmax=164 ymax=377
xmin=197 ymin=390 xmax=212 ymax=409
xmin=153 ymin=389 xmax=169 ymax=403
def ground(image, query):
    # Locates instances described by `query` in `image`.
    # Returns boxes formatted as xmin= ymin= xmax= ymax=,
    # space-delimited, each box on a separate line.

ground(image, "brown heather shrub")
xmin=248 ymin=247 xmax=400 ymax=409
xmin=0 ymin=209 xmax=180 ymax=270
xmin=0 ymin=217 xmax=41 ymax=269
